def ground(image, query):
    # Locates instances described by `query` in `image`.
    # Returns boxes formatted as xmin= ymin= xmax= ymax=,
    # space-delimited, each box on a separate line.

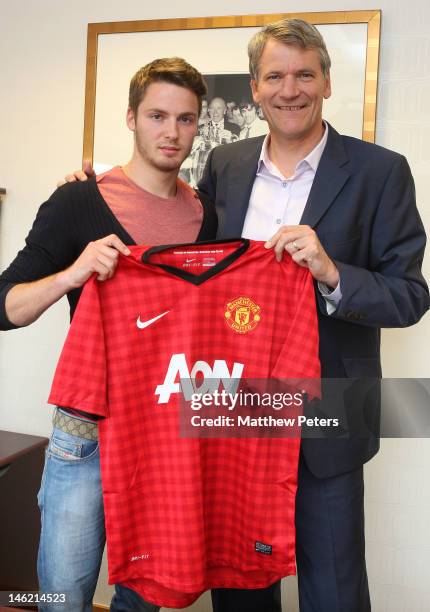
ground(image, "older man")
xmin=199 ymin=18 xmax=429 ymax=612
xmin=207 ymin=96 xmax=240 ymax=142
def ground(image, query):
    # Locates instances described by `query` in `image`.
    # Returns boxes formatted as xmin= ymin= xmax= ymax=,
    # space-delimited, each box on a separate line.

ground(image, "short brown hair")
xmin=129 ymin=57 xmax=207 ymax=116
xmin=248 ymin=18 xmax=331 ymax=81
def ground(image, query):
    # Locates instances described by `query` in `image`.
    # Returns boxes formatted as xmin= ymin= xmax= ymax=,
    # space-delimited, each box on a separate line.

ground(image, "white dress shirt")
xmin=241 ymin=123 xmax=341 ymax=313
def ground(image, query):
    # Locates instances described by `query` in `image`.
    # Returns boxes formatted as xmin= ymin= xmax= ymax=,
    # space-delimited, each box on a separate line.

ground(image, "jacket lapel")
xmin=219 ymin=138 xmax=264 ymax=238
xmin=300 ymin=124 xmax=351 ymax=228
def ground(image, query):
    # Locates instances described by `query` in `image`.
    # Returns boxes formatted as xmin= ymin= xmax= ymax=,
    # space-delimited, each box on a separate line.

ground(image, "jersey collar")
xmin=141 ymin=238 xmax=249 ymax=285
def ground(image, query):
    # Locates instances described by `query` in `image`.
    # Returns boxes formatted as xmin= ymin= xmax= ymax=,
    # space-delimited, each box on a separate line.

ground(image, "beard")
xmin=135 ymin=134 xmax=192 ymax=173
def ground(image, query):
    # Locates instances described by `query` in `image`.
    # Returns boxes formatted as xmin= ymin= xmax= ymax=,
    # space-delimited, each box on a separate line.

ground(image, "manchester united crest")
xmin=224 ymin=297 xmax=261 ymax=334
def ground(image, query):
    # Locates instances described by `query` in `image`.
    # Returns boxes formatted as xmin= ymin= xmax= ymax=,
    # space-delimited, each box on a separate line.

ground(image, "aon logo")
xmin=155 ymin=353 xmax=244 ymax=404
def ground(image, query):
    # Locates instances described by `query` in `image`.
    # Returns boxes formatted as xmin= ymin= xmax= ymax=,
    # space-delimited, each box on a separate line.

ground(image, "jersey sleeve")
xmin=48 ymin=276 xmax=108 ymax=417
xmin=271 ymin=267 xmax=321 ymax=400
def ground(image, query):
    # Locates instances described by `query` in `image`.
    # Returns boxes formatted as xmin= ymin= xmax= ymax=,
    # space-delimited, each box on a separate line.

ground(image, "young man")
xmin=197 ymin=18 xmax=429 ymax=612
xmin=238 ymin=101 xmax=268 ymax=139
xmin=0 ymin=58 xmax=216 ymax=612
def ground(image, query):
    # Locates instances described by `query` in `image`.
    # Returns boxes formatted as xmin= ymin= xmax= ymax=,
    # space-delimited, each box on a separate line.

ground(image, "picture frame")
xmin=83 ymin=10 xmax=381 ymax=170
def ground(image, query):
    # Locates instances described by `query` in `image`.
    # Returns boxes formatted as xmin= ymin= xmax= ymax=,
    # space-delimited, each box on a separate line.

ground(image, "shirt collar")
xmin=258 ymin=120 xmax=328 ymax=177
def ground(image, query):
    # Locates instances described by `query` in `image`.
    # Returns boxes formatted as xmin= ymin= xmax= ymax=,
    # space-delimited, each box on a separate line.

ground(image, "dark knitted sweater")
xmin=0 ymin=178 xmax=217 ymax=330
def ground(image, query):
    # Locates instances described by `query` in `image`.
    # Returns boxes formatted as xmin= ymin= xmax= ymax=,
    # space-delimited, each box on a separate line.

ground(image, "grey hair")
xmin=248 ymin=18 xmax=331 ymax=81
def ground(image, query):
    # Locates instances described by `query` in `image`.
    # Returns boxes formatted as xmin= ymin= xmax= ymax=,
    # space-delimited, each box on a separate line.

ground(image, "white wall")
xmin=0 ymin=1 xmax=429 ymax=610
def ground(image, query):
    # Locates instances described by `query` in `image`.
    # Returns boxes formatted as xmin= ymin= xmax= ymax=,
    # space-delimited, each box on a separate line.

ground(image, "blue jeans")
xmin=37 ymin=425 xmax=159 ymax=612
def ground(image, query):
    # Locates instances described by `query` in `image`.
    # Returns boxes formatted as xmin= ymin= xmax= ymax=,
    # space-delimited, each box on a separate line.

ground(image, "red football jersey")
xmin=49 ymin=239 xmax=320 ymax=608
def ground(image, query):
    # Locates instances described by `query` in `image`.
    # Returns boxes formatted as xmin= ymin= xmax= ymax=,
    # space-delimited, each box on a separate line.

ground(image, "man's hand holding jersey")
xmin=6 ymin=233 xmax=130 ymax=327
xmin=61 ymin=235 xmax=131 ymax=288
xmin=265 ymin=224 xmax=340 ymax=289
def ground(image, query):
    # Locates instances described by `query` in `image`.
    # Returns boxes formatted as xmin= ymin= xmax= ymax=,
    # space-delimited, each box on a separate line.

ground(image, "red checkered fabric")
xmin=49 ymin=239 xmax=320 ymax=608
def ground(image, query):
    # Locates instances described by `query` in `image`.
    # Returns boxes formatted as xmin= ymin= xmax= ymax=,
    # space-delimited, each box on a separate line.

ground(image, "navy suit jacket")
xmin=198 ymin=124 xmax=429 ymax=477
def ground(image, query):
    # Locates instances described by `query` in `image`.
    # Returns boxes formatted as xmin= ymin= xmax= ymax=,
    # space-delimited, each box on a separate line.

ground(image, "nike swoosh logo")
xmin=186 ymin=258 xmax=195 ymax=263
xmin=136 ymin=310 xmax=170 ymax=330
